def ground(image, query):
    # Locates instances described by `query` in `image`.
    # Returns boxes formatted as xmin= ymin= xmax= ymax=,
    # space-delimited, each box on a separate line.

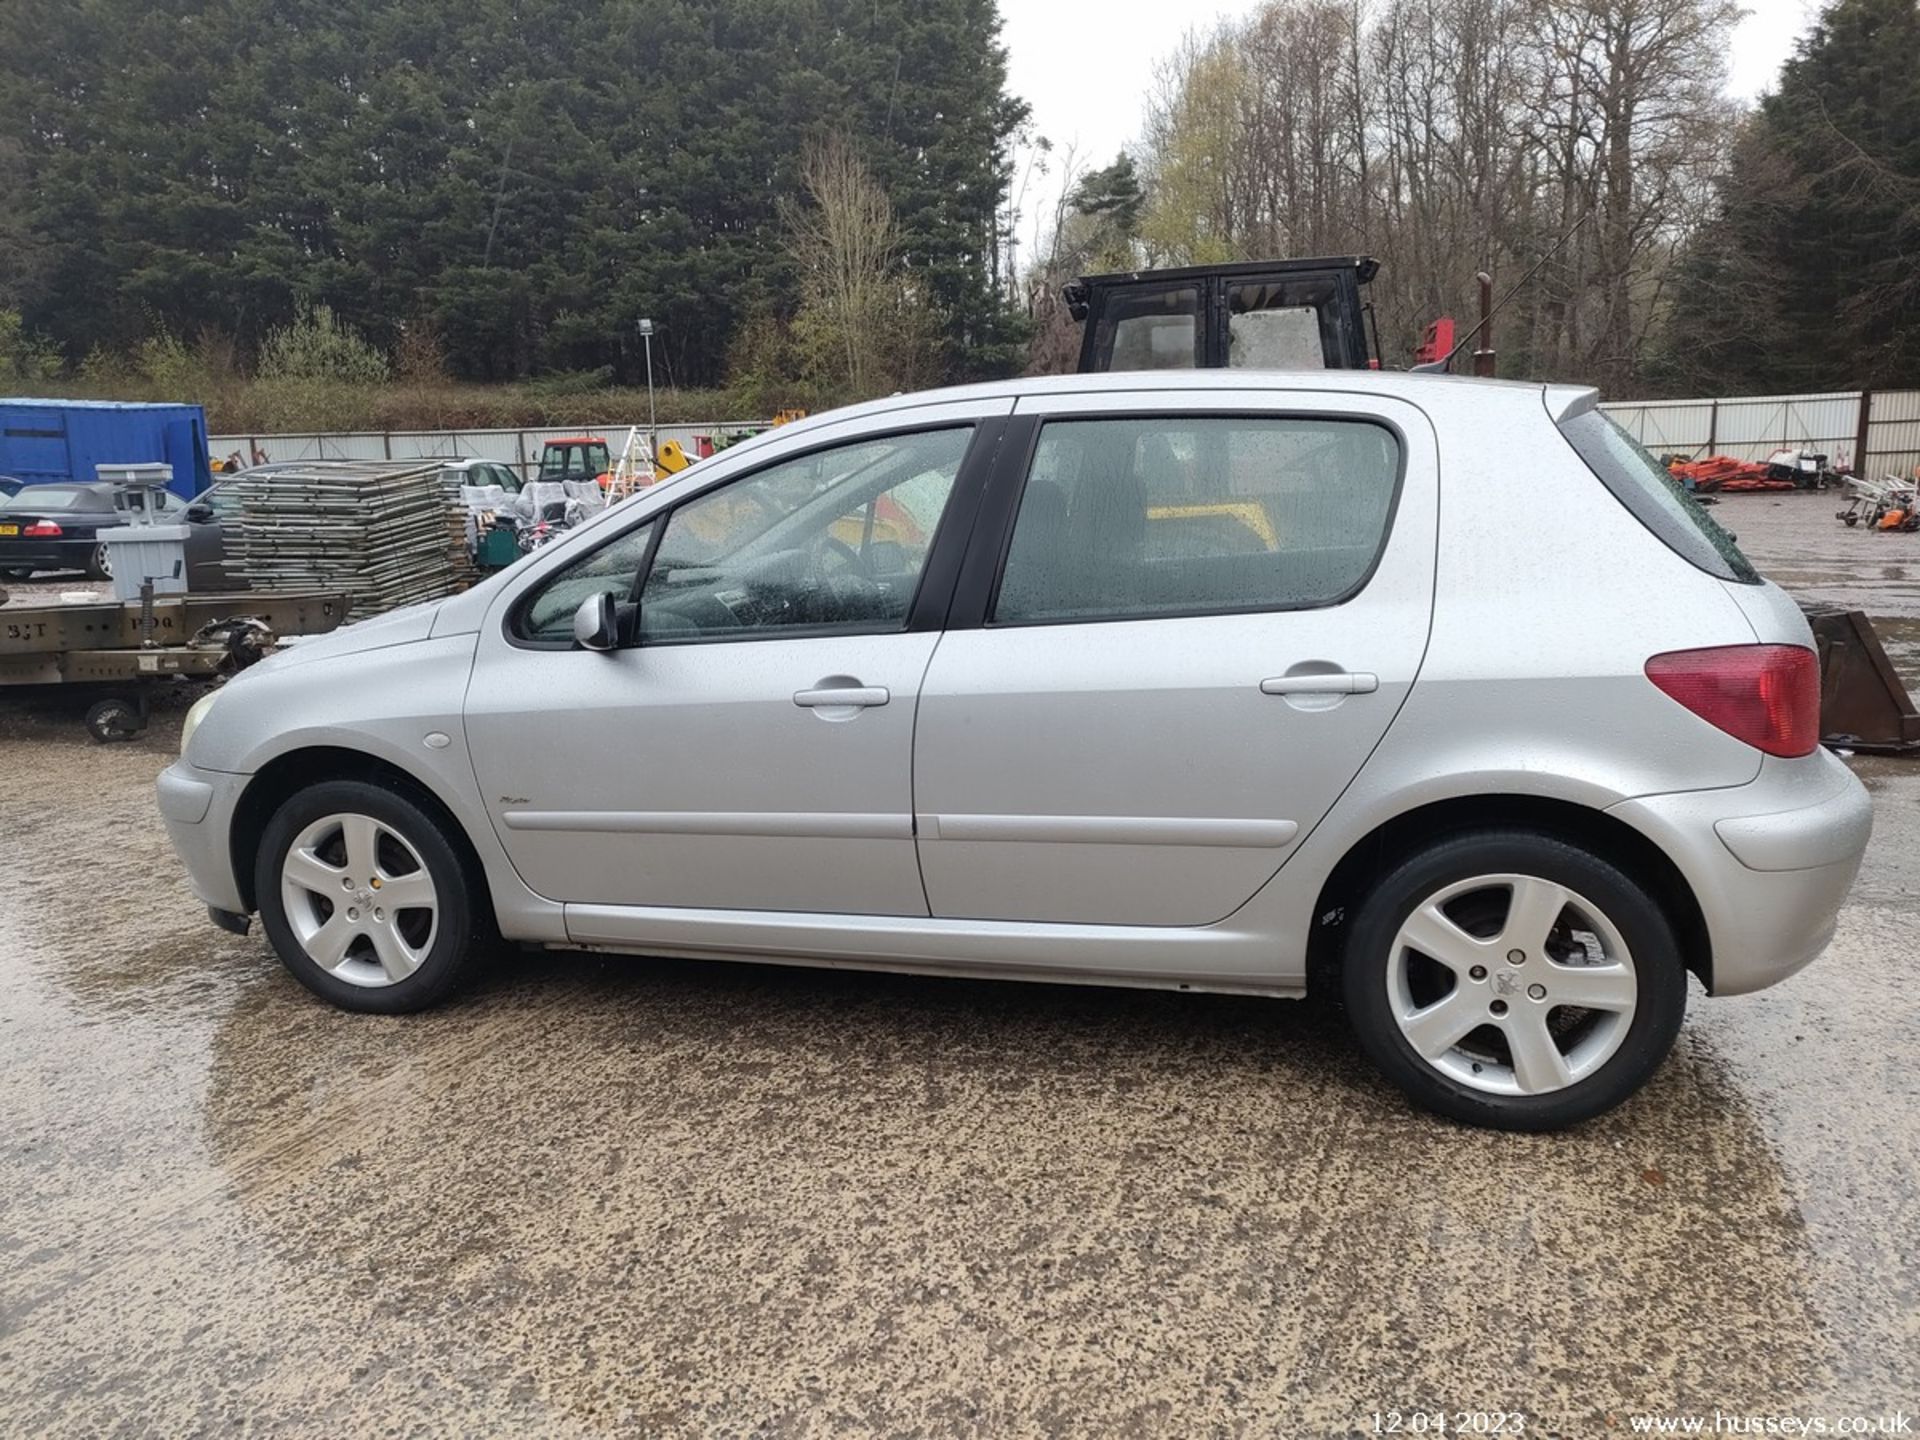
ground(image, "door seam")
xmin=907 ymin=627 xmax=946 ymax=916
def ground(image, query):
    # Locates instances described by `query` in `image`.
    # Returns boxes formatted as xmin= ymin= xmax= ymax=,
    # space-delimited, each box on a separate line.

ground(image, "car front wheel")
xmin=86 ymin=543 xmax=111 ymax=580
xmin=1342 ymin=829 xmax=1687 ymax=1131
xmin=255 ymin=779 xmax=481 ymax=1013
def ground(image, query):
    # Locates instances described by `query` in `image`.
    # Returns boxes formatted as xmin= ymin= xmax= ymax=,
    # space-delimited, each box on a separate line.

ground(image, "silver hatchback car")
xmin=159 ymin=372 xmax=1871 ymax=1130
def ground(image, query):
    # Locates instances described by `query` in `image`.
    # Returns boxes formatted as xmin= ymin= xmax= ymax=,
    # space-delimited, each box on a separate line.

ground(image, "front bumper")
xmin=157 ymin=757 xmax=250 ymax=913
xmin=1608 ymin=748 xmax=1873 ymax=996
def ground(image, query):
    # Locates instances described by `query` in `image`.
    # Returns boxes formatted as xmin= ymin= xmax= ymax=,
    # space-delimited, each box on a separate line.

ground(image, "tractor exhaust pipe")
xmin=1472 ymin=272 xmax=1496 ymax=378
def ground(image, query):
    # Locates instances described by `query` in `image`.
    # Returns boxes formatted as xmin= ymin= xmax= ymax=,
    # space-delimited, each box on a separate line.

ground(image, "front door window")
xmin=637 ymin=427 xmax=971 ymax=640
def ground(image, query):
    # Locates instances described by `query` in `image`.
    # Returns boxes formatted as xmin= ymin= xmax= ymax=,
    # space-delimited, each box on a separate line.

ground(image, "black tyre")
xmin=1342 ymin=829 xmax=1687 ymax=1131
xmin=85 ymin=543 xmax=111 ymax=581
xmin=85 ymin=696 xmax=146 ymax=743
xmin=255 ymin=778 xmax=481 ymax=1014
xmin=0 ymin=566 xmax=31 ymax=580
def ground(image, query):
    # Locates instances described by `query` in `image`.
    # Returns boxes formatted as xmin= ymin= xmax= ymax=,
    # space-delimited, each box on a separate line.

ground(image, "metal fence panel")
xmin=1870 ymin=390 xmax=1920 ymax=424
xmin=208 ymin=431 xmax=393 ymax=464
xmin=1710 ymin=393 xmax=1861 ymax=458
xmin=1601 ymin=390 xmax=1911 ymax=468
xmin=1600 ymin=401 xmax=1715 ymax=454
xmin=382 ymin=430 xmax=522 ymax=467
xmin=1866 ymin=424 xmax=1920 ymax=473
xmin=214 ymin=392 xmax=1920 ymax=480
xmin=1865 ymin=390 xmax=1920 ymax=477
xmin=212 ymin=421 xmax=750 ymax=477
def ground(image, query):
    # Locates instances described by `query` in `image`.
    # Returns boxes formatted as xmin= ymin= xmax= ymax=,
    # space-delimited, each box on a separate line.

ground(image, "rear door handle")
xmin=794 ymin=686 xmax=890 ymax=708
xmin=1260 ymin=672 xmax=1379 ymax=696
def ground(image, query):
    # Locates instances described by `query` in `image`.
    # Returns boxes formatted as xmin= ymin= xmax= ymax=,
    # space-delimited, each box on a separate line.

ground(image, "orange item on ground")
xmin=1666 ymin=455 xmax=1794 ymax=494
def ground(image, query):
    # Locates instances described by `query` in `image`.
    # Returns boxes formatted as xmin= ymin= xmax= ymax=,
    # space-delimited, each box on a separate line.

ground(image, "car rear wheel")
xmin=1342 ymin=829 xmax=1687 ymax=1131
xmin=85 ymin=543 xmax=111 ymax=580
xmin=255 ymin=779 xmax=480 ymax=1013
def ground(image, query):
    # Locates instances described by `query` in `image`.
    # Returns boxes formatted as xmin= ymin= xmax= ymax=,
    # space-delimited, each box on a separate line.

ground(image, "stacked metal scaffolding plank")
xmin=220 ymin=461 xmax=472 ymax=618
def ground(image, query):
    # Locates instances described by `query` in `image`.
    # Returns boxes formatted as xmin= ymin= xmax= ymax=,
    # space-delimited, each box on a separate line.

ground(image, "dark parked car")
xmin=0 ymin=481 xmax=233 ymax=587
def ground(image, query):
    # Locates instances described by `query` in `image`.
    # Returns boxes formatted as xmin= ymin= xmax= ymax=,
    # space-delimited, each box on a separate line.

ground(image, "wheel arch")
xmin=1305 ymin=793 xmax=1712 ymax=996
xmin=230 ymin=745 xmax=489 ymax=915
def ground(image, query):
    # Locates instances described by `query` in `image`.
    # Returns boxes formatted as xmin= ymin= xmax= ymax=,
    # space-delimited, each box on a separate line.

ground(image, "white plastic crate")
xmin=97 ymin=523 xmax=191 ymax=601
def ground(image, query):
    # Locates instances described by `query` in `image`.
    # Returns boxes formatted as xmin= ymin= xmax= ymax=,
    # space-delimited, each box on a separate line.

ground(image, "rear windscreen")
xmin=1558 ymin=410 xmax=1759 ymax=584
xmin=1226 ymin=279 xmax=1339 ymax=369
xmin=0 ymin=484 xmax=98 ymax=511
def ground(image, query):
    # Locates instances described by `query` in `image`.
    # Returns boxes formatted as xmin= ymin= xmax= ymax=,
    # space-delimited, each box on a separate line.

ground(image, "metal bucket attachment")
xmin=1804 ymin=606 xmax=1920 ymax=753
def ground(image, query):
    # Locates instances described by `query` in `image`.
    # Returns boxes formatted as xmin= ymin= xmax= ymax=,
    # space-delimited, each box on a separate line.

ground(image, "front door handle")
xmin=1260 ymin=672 xmax=1379 ymax=696
xmin=794 ymin=685 xmax=890 ymax=708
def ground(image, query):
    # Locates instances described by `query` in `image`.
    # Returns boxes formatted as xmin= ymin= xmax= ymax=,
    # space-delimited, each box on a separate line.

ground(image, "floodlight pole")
xmin=638 ymin=317 xmax=657 ymax=458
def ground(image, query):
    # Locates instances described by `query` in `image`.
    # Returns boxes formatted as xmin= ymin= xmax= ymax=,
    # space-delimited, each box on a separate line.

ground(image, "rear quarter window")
xmin=1558 ymin=409 xmax=1758 ymax=584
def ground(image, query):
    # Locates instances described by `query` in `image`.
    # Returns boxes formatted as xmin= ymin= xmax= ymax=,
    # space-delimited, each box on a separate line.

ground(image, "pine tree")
xmin=1655 ymin=0 xmax=1920 ymax=391
xmin=0 ymin=0 xmax=1031 ymax=389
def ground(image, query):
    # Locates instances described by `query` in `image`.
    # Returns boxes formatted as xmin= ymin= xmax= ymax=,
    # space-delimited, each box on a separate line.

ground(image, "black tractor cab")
xmin=1065 ymin=256 xmax=1380 ymax=373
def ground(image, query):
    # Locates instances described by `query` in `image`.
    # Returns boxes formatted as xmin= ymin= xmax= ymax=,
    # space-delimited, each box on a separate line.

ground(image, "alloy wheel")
xmin=278 ymin=812 xmax=440 ymax=987
xmin=1387 ymin=873 xmax=1638 ymax=1096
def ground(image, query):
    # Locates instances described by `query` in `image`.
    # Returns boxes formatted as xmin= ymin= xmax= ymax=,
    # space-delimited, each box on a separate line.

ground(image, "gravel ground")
xmin=2 ymin=492 xmax=1917 ymax=1437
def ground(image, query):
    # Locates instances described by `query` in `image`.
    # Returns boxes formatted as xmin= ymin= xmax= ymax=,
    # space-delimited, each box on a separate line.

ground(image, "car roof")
xmin=9 ymin=480 xmax=114 ymax=503
xmin=731 ymin=370 xmax=1596 ymax=462
xmin=1074 ymin=255 xmax=1379 ymax=286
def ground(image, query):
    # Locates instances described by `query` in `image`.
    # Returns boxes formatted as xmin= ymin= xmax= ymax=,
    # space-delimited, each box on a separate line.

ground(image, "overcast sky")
xmin=1000 ymin=0 xmax=1826 ymax=260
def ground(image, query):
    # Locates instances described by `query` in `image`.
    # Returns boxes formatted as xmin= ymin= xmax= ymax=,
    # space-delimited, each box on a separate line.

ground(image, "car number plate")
xmin=0 ymin=524 xmax=17 ymax=535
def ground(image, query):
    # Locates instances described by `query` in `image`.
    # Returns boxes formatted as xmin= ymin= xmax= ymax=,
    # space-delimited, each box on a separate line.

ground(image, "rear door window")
xmin=1558 ymin=410 xmax=1758 ymax=583
xmin=993 ymin=415 xmax=1401 ymax=624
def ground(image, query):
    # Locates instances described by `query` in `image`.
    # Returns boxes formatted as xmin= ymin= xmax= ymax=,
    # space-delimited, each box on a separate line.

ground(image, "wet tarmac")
xmin=1720 ymin=489 xmax=1920 ymax=676
xmin=3 ymin=494 xmax=1918 ymax=1437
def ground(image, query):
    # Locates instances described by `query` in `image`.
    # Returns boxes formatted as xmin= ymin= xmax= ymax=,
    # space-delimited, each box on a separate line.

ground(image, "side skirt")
xmin=560 ymin=901 xmax=1302 ymax=997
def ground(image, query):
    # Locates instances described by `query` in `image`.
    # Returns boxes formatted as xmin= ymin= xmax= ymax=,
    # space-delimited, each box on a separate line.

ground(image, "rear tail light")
xmin=23 ymin=520 xmax=61 ymax=537
xmin=1644 ymin=645 xmax=1819 ymax=757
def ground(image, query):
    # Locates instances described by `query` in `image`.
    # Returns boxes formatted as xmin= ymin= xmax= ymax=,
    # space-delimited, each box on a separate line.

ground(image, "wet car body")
xmin=157 ymin=371 xmax=1872 ymax=1130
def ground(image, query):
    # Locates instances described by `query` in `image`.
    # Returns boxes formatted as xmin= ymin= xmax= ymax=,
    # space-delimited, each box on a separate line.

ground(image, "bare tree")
xmin=1123 ymin=0 xmax=1741 ymax=390
xmin=1519 ymin=0 xmax=1740 ymax=388
xmin=783 ymin=135 xmax=904 ymax=396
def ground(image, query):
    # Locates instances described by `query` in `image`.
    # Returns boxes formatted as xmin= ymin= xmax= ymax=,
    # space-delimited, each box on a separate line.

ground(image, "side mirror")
xmin=186 ymin=503 xmax=214 ymax=524
xmin=573 ymin=592 xmax=619 ymax=651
